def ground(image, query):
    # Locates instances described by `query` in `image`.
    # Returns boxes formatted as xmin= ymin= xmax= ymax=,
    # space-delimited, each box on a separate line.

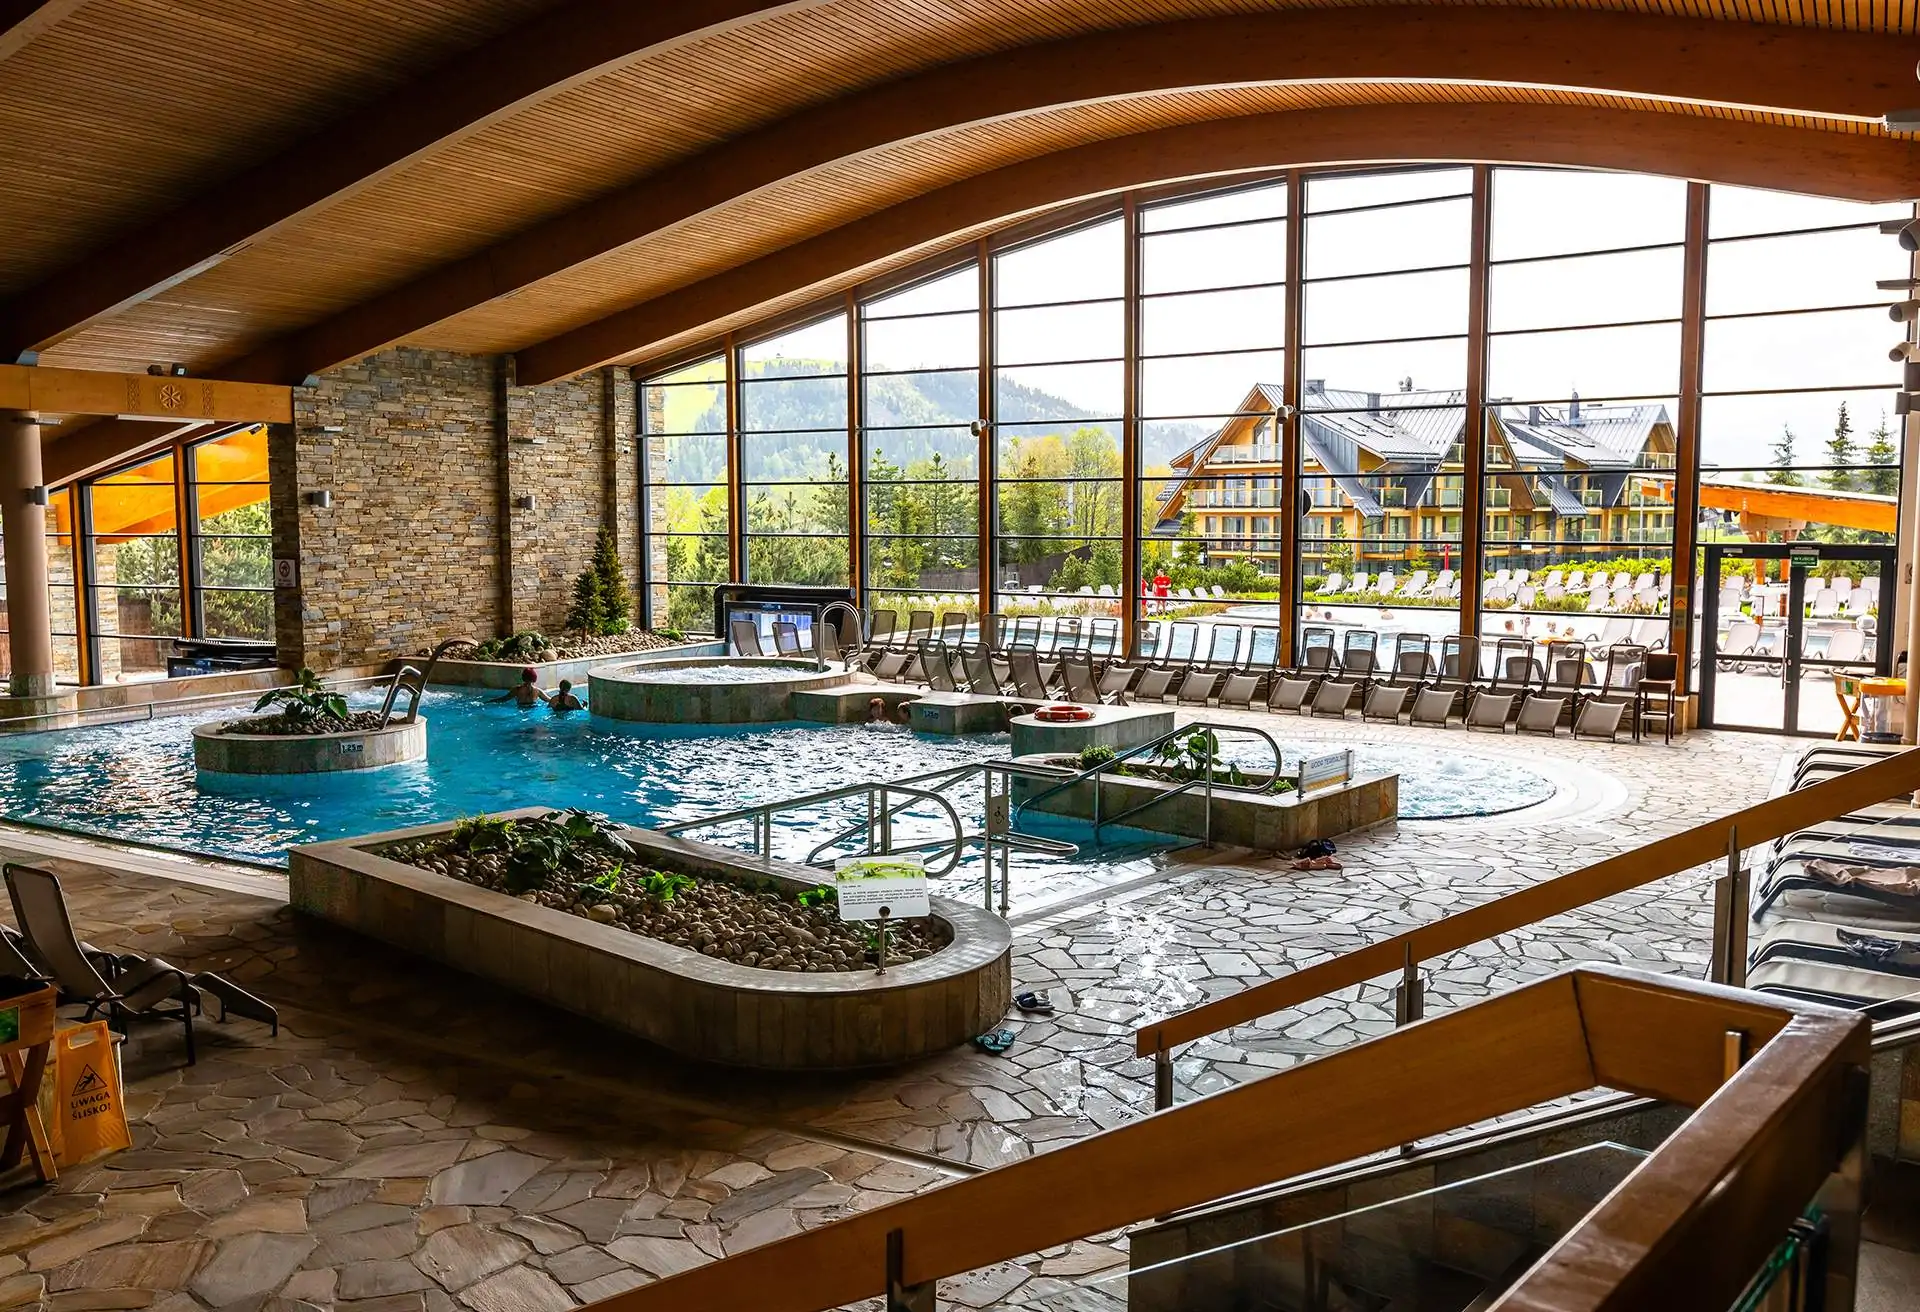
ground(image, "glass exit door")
xmin=1696 ymin=543 xmax=1897 ymax=734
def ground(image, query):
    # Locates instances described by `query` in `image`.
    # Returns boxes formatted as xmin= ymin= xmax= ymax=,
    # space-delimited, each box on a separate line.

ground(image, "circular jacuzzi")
xmin=588 ymin=657 xmax=852 ymax=724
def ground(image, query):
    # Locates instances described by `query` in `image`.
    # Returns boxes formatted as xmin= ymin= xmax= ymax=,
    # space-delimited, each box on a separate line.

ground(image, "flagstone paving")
xmin=0 ymin=720 xmax=1800 ymax=1309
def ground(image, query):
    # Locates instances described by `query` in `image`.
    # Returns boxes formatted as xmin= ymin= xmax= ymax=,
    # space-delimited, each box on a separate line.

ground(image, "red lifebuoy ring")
xmin=1033 ymin=704 xmax=1094 ymax=722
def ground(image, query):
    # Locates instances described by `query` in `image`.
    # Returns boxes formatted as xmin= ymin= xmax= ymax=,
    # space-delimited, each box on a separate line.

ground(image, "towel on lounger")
xmin=1805 ymin=859 xmax=1920 ymax=897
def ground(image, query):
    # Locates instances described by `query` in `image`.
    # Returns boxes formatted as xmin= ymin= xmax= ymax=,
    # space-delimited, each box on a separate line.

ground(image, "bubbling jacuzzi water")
xmin=622 ymin=662 xmax=817 ymax=684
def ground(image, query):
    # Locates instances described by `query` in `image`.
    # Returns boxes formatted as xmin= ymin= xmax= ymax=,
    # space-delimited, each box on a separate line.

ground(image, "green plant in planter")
xmin=1076 ymin=744 xmax=1118 ymax=769
xmin=474 ymin=631 xmax=548 ymax=662
xmin=796 ymin=886 xmax=836 ymax=910
xmin=252 ymin=668 xmax=349 ymax=731
xmin=639 ymin=870 xmax=695 ymax=903
xmin=565 ymin=528 xmax=634 ymax=637
xmin=550 ymin=808 xmax=635 ymax=856
xmin=575 ymin=866 xmax=622 ymax=905
xmin=1155 ymin=730 xmax=1246 ymax=787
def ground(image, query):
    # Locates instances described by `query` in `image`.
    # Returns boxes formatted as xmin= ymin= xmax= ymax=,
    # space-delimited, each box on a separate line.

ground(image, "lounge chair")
xmin=1309 ymin=680 xmax=1359 ymax=718
xmin=1060 ymin=653 xmax=1115 ymax=706
xmin=1176 ymin=670 xmax=1219 ymax=705
xmin=772 ymin=621 xmax=803 ymax=657
xmin=1131 ymin=666 xmax=1180 ymax=702
xmin=1007 ymin=651 xmax=1052 ymax=701
xmin=1572 ymin=697 xmax=1629 ymax=742
xmin=918 ymin=639 xmax=961 ymax=692
xmin=730 ymin=618 xmax=765 ymax=657
xmin=1240 ymin=627 xmax=1280 ymax=676
xmin=1515 ymin=693 xmax=1568 ymax=736
xmin=1095 ymin=663 xmax=1134 ymax=703
xmin=938 ymin=612 xmax=970 ymax=645
xmin=960 ymin=643 xmax=1004 ymax=696
xmin=1201 ymin=624 xmax=1243 ymax=672
xmin=1268 ymin=675 xmax=1319 ymax=713
xmin=1363 ymin=683 xmax=1410 ymax=723
xmin=1086 ymin=617 xmax=1121 ymax=658
xmin=1410 ymin=686 xmax=1460 ymax=726
xmin=1387 ymin=637 xmax=1434 ymax=685
xmin=1217 ymin=672 xmax=1261 ymax=710
xmin=6 ymin=864 xmax=274 ymax=1066
xmin=857 ymin=610 xmax=899 ymax=668
xmin=1340 ymin=631 xmax=1379 ymax=689
xmin=1465 ymin=691 xmax=1515 ymax=732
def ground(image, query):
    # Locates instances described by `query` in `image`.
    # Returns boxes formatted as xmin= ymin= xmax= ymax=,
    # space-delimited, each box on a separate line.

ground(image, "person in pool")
xmin=491 ymin=667 xmax=547 ymax=708
xmin=549 ymin=679 xmax=584 ymax=712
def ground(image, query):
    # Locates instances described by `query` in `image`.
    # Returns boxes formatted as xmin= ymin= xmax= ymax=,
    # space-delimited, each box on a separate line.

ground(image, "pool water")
xmin=621 ymin=662 xmax=813 ymax=683
xmin=0 ymin=690 xmax=1557 ymax=885
xmin=1214 ymin=740 xmax=1558 ymax=820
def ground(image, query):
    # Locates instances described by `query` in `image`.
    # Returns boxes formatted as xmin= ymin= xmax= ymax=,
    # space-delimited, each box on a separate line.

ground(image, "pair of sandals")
xmin=1291 ymin=855 xmax=1342 ymax=871
xmin=971 ymin=991 xmax=1058 ymax=1056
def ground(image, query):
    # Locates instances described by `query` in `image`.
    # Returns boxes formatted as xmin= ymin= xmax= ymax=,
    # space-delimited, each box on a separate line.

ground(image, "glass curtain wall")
xmin=991 ymin=218 xmax=1127 ymax=632
xmin=190 ymin=426 xmax=274 ymax=640
xmin=861 ymin=265 xmax=981 ymax=623
xmin=1700 ymin=186 xmax=1912 ymax=726
xmin=86 ymin=451 xmax=183 ymax=680
xmin=1298 ymin=168 xmax=1471 ymax=665
xmin=1137 ymin=181 xmax=1289 ymax=647
xmin=641 ymin=355 xmax=729 ymax=634
xmin=636 ymin=167 xmax=1911 ymax=695
xmin=738 ymin=316 xmax=851 ymax=590
xmin=1481 ymin=170 xmax=1687 ymax=664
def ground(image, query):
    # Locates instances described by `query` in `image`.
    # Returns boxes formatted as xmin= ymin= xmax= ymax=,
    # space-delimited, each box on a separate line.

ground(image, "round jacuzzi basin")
xmin=589 ymin=657 xmax=851 ymax=724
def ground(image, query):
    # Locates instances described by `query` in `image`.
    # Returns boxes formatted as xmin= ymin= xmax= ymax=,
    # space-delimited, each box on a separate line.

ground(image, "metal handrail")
xmin=659 ymin=779 xmax=968 ymax=875
xmin=1013 ymin=718 xmax=1287 ymax=845
xmin=379 ymin=636 xmax=471 ymax=726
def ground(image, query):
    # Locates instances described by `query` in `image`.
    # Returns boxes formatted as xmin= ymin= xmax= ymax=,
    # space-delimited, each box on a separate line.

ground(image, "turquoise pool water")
xmin=0 ymin=689 xmax=1556 ymax=878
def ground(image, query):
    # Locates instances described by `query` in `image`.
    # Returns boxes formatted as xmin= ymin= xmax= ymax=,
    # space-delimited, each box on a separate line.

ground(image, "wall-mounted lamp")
xmin=1891 ymin=301 xmax=1920 ymax=324
xmin=513 ymin=494 xmax=537 ymax=511
xmin=969 ymin=420 xmax=988 ymax=437
xmin=25 ymin=486 xmax=47 ymax=507
xmin=304 ymin=490 xmax=332 ymax=509
xmin=314 ymin=425 xmax=345 ymax=434
xmin=1889 ymin=342 xmax=1919 ymax=364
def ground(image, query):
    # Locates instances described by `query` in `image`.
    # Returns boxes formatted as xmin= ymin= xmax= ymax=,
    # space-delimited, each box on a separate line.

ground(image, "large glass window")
xmin=1298 ymin=168 xmax=1470 ymax=657
xmin=1479 ymin=169 xmax=1687 ymax=659
xmin=1139 ymin=181 xmax=1288 ymax=633
xmin=87 ymin=452 xmax=183 ymax=681
xmin=642 ymin=355 xmax=729 ymax=633
xmin=993 ymin=219 xmax=1125 ymax=624
xmin=191 ymin=427 xmax=273 ymax=641
xmin=861 ymin=265 xmax=981 ymax=623
xmin=738 ymin=316 xmax=852 ymax=591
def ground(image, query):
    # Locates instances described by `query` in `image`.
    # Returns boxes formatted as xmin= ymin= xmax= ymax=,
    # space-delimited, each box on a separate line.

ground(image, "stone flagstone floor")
xmin=0 ymin=719 xmax=1808 ymax=1310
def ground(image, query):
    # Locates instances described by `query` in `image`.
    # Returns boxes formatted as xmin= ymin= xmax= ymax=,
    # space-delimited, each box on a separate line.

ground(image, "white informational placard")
xmin=833 ymin=856 xmax=930 ymax=921
xmin=1298 ymin=750 xmax=1353 ymax=794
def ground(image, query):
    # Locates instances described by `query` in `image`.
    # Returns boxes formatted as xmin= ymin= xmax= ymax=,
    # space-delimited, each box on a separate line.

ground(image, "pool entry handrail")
xmin=1134 ymin=745 xmax=1920 ymax=1108
xmin=577 ymin=967 xmax=1869 ymax=1312
xmin=378 ymin=636 xmax=471 ymax=726
xmin=1011 ymin=718 xmax=1286 ymax=843
xmin=657 ymin=778 xmax=970 ymax=874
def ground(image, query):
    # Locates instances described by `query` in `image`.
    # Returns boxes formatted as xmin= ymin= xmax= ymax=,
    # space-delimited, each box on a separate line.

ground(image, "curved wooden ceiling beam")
xmin=210 ymin=5 xmax=1917 ymax=389
xmin=515 ymin=104 xmax=1920 ymax=385
xmin=0 ymin=0 xmax=824 ymax=363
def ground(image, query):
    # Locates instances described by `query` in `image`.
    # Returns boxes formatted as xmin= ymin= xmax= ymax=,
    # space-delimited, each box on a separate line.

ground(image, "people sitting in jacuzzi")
xmin=492 ymin=667 xmax=546 ymax=708
xmin=549 ymin=679 xmax=584 ymax=713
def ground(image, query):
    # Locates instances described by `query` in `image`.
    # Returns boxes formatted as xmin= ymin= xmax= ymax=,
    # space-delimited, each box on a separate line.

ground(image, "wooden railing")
xmin=1135 ymin=746 xmax=1920 ymax=1062
xmin=585 ymin=967 xmax=1868 ymax=1312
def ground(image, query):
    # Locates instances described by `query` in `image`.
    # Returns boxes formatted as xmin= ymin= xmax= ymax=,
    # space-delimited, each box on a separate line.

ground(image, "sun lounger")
xmin=1268 ymin=675 xmax=1319 ymax=713
xmin=1465 ymin=691 xmax=1515 ymax=732
xmin=1309 ymin=680 xmax=1358 ymax=718
xmin=1363 ymin=684 xmax=1410 ymax=723
xmin=1096 ymin=664 xmax=1135 ymax=703
xmin=1132 ymin=666 xmax=1180 ymax=702
xmin=1572 ymin=698 xmax=1628 ymax=741
xmin=730 ymin=618 xmax=765 ymax=657
xmin=1217 ymin=672 xmax=1261 ymax=710
xmin=1008 ymin=651 xmax=1052 ymax=701
xmin=960 ymin=643 xmax=1004 ymax=695
xmin=1176 ymin=670 xmax=1219 ymax=705
xmin=1410 ymin=686 xmax=1459 ymax=726
xmin=1515 ymin=693 xmax=1567 ymax=736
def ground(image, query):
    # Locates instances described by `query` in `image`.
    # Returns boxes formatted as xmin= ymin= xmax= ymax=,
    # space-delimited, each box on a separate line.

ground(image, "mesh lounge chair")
xmin=1363 ymin=683 xmax=1411 ymax=723
xmin=857 ymin=610 xmax=899 ymax=668
xmin=1241 ymin=627 xmax=1280 ymax=677
xmin=5 ymin=864 xmax=279 ymax=1066
xmin=937 ymin=612 xmax=970 ymax=645
xmin=730 ymin=618 xmax=765 ymax=658
xmin=1060 ymin=653 xmax=1116 ymax=706
xmin=960 ymin=643 xmax=1004 ymax=696
xmin=918 ymin=639 xmax=960 ymax=692
xmin=1096 ymin=663 xmax=1135 ymax=703
xmin=1007 ymin=650 xmax=1052 ymax=701
xmin=1201 ymin=625 xmax=1243 ymax=672
xmin=772 ymin=621 xmax=803 ymax=657
xmin=1515 ymin=693 xmax=1568 ymax=736
xmin=1176 ymin=669 xmax=1219 ymax=706
xmin=1410 ymin=685 xmax=1460 ymax=726
xmin=1268 ymin=674 xmax=1320 ymax=713
xmin=1572 ymin=697 xmax=1629 ymax=741
xmin=1340 ymin=631 xmax=1379 ymax=686
xmin=1309 ymin=680 xmax=1359 ymax=718
xmin=1387 ymin=635 xmax=1434 ymax=685
xmin=1216 ymin=672 xmax=1261 ymax=710
xmin=1086 ymin=617 xmax=1121 ymax=658
xmin=1465 ymin=691 xmax=1515 ymax=732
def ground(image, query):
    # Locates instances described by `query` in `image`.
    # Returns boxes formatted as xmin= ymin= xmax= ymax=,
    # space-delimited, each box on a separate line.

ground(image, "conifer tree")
xmin=591 ymin=526 xmax=633 ymax=633
xmin=565 ymin=559 xmax=606 ymax=636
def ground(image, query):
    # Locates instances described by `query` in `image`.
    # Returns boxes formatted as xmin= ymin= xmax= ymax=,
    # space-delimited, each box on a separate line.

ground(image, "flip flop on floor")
xmin=971 ymin=1028 xmax=1016 ymax=1055
xmin=1014 ymin=991 xmax=1055 ymax=1015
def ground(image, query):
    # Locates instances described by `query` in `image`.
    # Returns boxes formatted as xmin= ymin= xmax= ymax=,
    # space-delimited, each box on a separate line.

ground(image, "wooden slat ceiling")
xmin=6 ymin=0 xmax=1918 ymax=393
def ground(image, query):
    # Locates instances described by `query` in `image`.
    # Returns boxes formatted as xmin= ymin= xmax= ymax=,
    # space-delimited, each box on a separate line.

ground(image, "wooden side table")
xmin=0 ymin=985 xmax=57 ymax=1184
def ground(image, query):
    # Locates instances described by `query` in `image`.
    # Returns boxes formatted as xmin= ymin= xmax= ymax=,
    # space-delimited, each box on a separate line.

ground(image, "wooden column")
xmin=175 ymin=438 xmax=197 ymax=639
xmin=1121 ymin=196 xmax=1141 ymax=656
xmin=1459 ymin=164 xmax=1492 ymax=637
xmin=845 ymin=291 xmax=864 ymax=608
xmin=1671 ymin=182 xmax=1710 ymax=696
xmin=977 ymin=241 xmax=994 ymax=621
xmin=1279 ymin=170 xmax=1305 ymax=662
xmin=0 ymin=411 xmax=54 ymax=695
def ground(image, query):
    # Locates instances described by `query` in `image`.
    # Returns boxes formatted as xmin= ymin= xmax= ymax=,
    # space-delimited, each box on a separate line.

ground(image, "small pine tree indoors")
xmin=565 ymin=560 xmax=607 ymax=636
xmin=591 ymin=527 xmax=633 ymax=634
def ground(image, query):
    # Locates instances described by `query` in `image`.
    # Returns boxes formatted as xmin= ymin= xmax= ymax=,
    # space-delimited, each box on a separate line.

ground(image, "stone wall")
xmin=277 ymin=348 xmax=504 ymax=670
xmin=273 ymin=349 xmax=645 ymax=670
